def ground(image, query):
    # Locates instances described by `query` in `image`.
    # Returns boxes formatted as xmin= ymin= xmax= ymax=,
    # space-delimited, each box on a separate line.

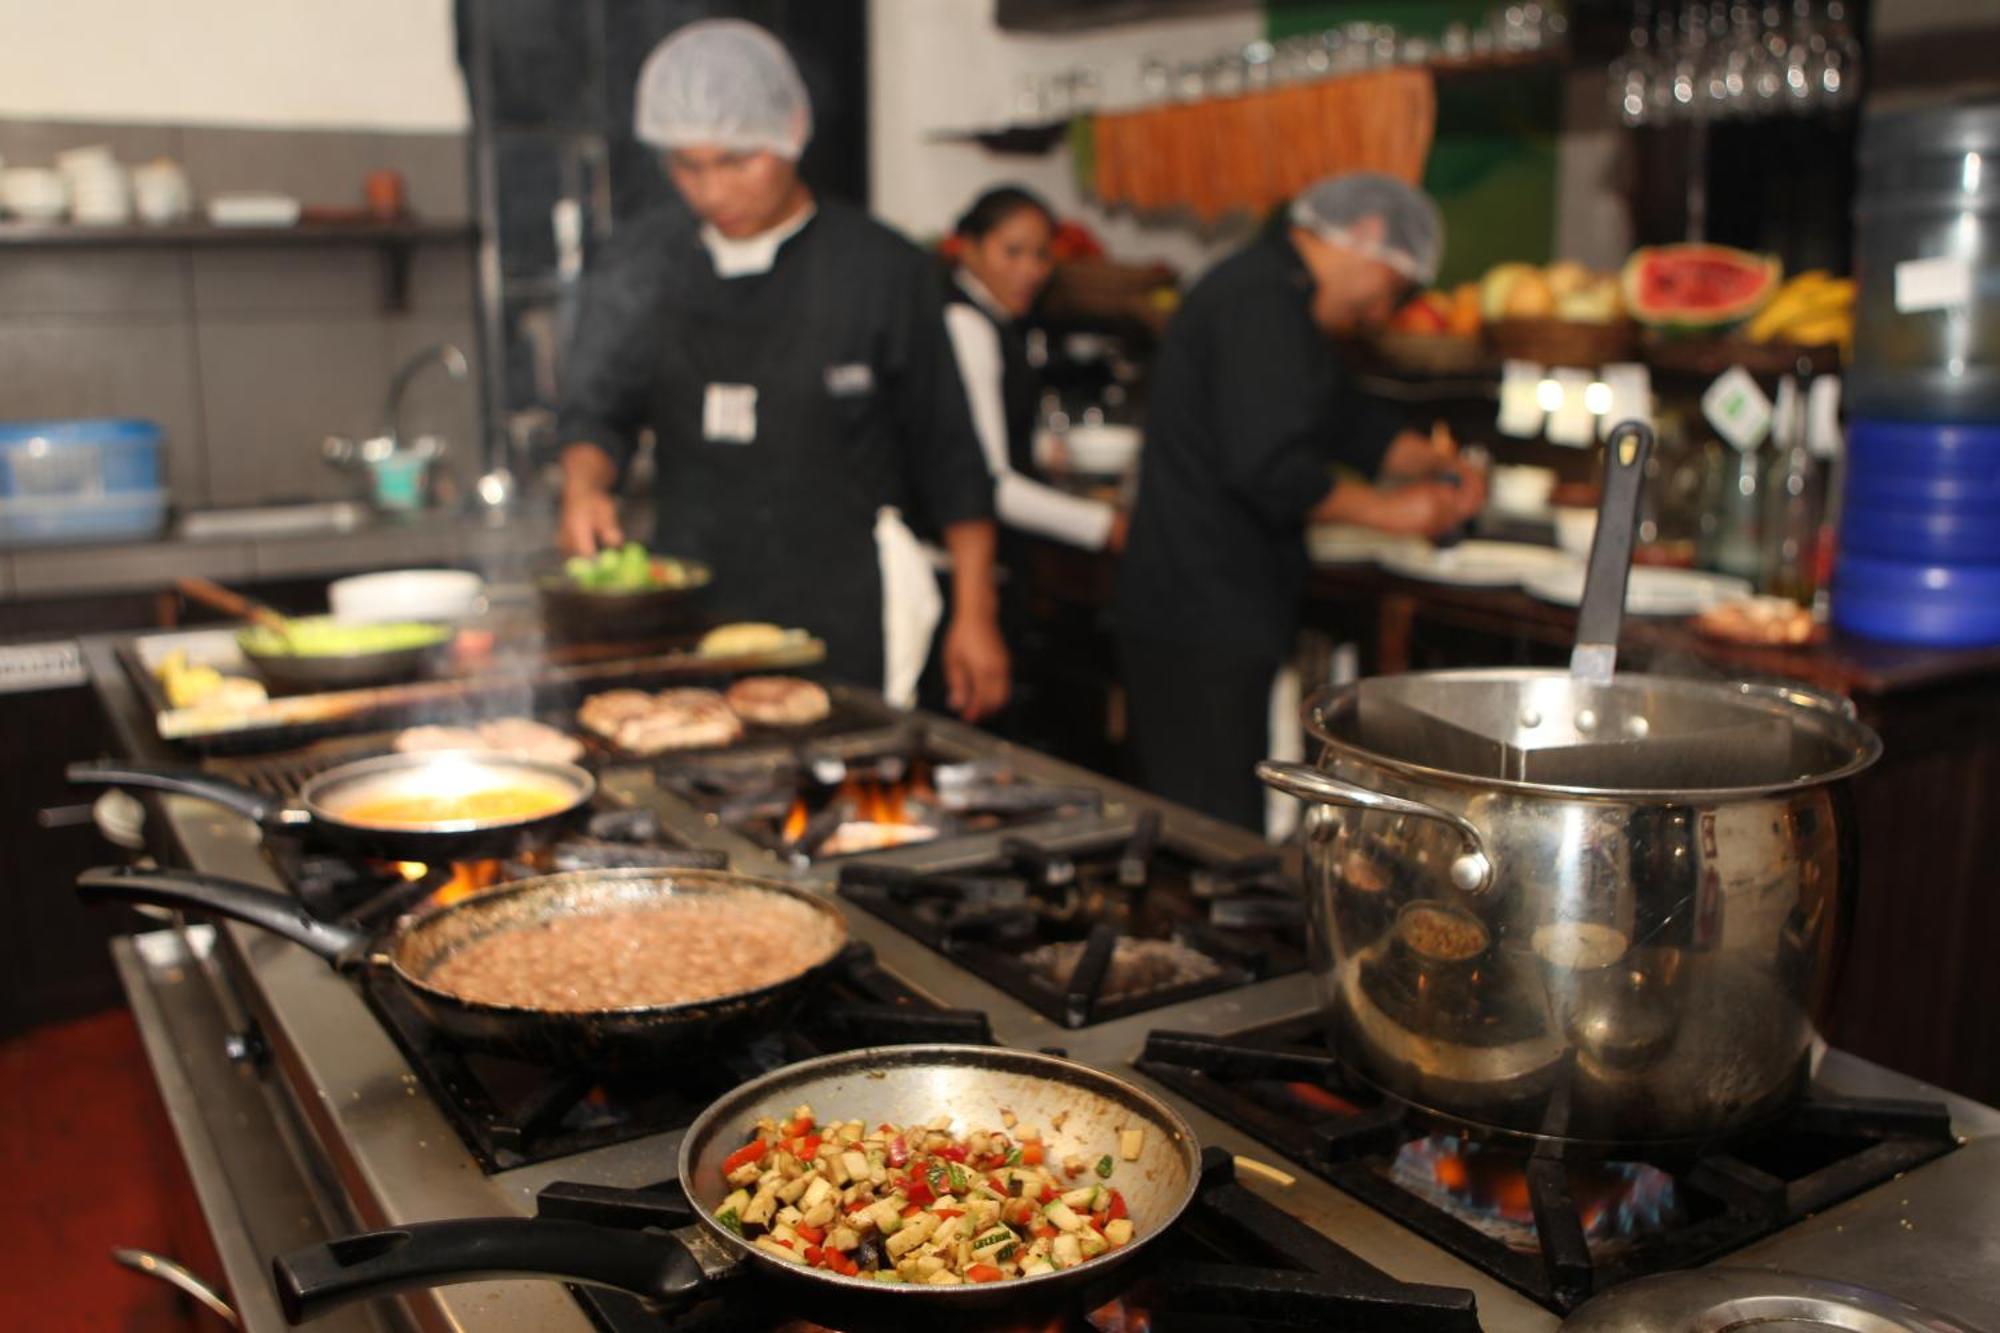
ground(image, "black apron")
xmin=651 ymin=228 xmax=889 ymax=688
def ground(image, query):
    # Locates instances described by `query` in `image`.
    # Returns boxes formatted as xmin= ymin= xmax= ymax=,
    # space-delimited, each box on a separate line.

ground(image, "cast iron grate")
xmin=554 ymin=1146 xmax=1483 ymax=1332
xmin=836 ymin=823 xmax=1306 ymax=1028
xmin=1137 ymin=1019 xmax=1960 ymax=1314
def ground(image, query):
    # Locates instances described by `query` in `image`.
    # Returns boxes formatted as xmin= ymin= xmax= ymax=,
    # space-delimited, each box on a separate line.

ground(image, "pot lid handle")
xmin=1256 ymin=761 xmax=1494 ymax=895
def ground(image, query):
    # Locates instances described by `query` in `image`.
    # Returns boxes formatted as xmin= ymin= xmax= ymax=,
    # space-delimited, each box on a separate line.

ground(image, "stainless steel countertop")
xmin=82 ymin=637 xmax=2000 ymax=1333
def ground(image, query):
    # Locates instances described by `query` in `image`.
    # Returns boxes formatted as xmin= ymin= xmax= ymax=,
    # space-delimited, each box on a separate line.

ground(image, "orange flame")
xmin=431 ymin=859 xmax=505 ymax=907
xmin=395 ymin=860 xmax=429 ymax=882
xmin=782 ymin=796 xmax=810 ymax=844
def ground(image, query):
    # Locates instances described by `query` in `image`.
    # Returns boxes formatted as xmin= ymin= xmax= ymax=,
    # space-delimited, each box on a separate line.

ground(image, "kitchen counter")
xmin=0 ymin=507 xmax=556 ymax=603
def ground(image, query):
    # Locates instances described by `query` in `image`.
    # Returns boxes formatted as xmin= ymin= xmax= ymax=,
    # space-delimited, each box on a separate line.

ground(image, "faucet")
xmin=326 ymin=344 xmax=470 ymax=469
xmin=382 ymin=343 xmax=470 ymax=455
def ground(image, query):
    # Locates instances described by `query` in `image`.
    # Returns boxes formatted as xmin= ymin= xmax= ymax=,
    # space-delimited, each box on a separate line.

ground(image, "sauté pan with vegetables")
xmin=712 ymin=1105 xmax=1147 ymax=1284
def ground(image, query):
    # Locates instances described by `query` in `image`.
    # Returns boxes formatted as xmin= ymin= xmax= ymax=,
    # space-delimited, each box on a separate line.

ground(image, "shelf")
xmin=0 ymin=218 xmax=477 ymax=310
xmin=0 ymin=219 xmax=475 ymax=248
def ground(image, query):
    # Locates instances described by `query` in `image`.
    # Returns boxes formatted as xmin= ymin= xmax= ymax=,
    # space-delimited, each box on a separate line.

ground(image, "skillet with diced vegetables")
xmin=712 ymin=1105 xmax=1148 ymax=1284
xmin=271 ymin=1045 xmax=1201 ymax=1321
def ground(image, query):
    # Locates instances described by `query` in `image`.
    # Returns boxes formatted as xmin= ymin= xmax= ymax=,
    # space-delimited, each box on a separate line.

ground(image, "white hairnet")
xmin=633 ymin=19 xmax=813 ymax=159
xmin=1289 ymin=172 xmax=1444 ymax=285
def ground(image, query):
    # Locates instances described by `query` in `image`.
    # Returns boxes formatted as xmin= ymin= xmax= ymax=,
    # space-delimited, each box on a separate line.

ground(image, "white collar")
xmin=954 ymin=268 xmax=1012 ymax=323
xmin=699 ymin=203 xmax=816 ymax=278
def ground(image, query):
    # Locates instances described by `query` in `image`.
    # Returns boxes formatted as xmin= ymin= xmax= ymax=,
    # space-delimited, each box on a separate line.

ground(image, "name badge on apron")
xmin=702 ymin=383 xmax=758 ymax=444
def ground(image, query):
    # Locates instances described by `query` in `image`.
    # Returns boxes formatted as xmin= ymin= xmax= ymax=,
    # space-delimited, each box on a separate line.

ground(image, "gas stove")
xmin=73 ymin=640 xmax=2000 ymax=1333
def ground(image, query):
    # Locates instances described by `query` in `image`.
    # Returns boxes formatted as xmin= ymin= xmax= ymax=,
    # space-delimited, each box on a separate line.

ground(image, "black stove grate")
xmin=1138 ymin=1019 xmax=1960 ymax=1314
xmin=836 ymin=829 xmax=1306 ymax=1028
xmin=552 ymin=1147 xmax=1482 ymax=1332
xmin=365 ymin=941 xmax=995 ymax=1172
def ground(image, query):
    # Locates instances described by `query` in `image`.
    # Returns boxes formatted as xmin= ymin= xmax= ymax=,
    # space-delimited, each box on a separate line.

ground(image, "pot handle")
xmin=76 ymin=866 xmax=365 ymax=963
xmin=272 ymin=1218 xmax=706 ymax=1324
xmin=66 ymin=760 xmax=301 ymax=830
xmin=1256 ymin=761 xmax=1495 ymax=896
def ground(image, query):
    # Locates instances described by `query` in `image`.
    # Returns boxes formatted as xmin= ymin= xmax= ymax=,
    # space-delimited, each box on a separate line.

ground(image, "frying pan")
xmin=271 ymin=1044 xmax=1202 ymax=1323
xmin=177 ymin=576 xmax=447 ymax=692
xmin=74 ymin=865 xmax=849 ymax=1069
xmin=67 ymin=750 xmax=594 ymax=861
xmin=535 ymin=560 xmax=712 ymax=644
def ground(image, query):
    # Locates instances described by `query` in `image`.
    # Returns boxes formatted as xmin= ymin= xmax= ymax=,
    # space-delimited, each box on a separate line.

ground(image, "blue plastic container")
xmin=1840 ymin=419 xmax=2000 ymax=563
xmin=1832 ymin=552 xmax=2000 ymax=647
xmin=0 ymin=418 xmax=163 ymax=498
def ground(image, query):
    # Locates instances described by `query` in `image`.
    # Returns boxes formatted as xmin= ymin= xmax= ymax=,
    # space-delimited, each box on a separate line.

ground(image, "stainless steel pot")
xmin=1259 ymin=673 xmax=1881 ymax=1146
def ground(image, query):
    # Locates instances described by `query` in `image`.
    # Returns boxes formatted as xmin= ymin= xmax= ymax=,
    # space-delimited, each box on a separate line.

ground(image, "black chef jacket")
xmin=557 ymin=201 xmax=994 ymax=688
xmin=1114 ymin=224 xmax=1404 ymax=660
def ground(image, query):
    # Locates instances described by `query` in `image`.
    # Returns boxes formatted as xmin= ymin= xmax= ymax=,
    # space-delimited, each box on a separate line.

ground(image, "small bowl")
xmin=536 ymin=560 xmax=713 ymax=643
xmin=330 ymin=569 xmax=486 ymax=624
xmin=1552 ymin=504 xmax=1597 ymax=558
xmin=1063 ymin=422 xmax=1142 ymax=476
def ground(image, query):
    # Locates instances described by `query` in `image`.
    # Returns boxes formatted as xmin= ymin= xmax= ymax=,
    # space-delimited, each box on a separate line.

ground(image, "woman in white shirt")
xmin=943 ymin=187 xmax=1128 ymax=553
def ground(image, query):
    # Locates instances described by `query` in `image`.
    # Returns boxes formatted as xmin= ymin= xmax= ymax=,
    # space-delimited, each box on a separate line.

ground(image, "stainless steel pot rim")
xmin=389 ymin=866 xmax=849 ymax=1018
xmin=673 ymin=1043 xmax=1203 ymax=1298
xmin=1303 ymin=670 xmax=1883 ymax=800
xmin=300 ymin=749 xmax=597 ymax=833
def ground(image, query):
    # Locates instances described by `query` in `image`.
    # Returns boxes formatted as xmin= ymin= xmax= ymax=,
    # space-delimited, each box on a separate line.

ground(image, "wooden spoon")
xmin=177 ymin=576 xmax=296 ymax=644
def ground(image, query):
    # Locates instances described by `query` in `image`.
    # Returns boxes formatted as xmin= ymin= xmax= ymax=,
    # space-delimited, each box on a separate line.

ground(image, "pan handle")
xmin=76 ymin=867 xmax=365 ymax=963
xmin=272 ymin=1219 xmax=706 ymax=1325
xmin=1256 ymin=761 xmax=1495 ymax=896
xmin=1569 ymin=419 xmax=1654 ymax=686
xmin=66 ymin=760 xmax=301 ymax=830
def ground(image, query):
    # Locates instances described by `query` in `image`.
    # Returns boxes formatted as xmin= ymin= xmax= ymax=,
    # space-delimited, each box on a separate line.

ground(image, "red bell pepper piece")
xmin=791 ymin=1134 xmax=821 ymax=1160
xmin=966 ymin=1263 xmax=1004 ymax=1283
xmin=886 ymin=1136 xmax=910 ymax=1168
xmin=794 ymin=1222 xmax=826 ymax=1245
xmin=905 ymin=1179 xmax=935 ymax=1208
xmin=933 ymin=1209 xmax=964 ymax=1220
xmin=846 ymin=1197 xmax=876 ymax=1214
xmin=828 ymin=1251 xmax=859 ymax=1277
xmin=784 ymin=1115 xmax=815 ymax=1138
xmin=1106 ymin=1189 xmax=1128 ymax=1221
xmin=721 ymin=1139 xmax=768 ymax=1175
xmin=901 ymin=1202 xmax=925 ymax=1218
xmin=803 ymin=1244 xmax=825 ymax=1266
xmin=1020 ymin=1142 xmax=1045 ymax=1166
xmin=1038 ymin=1184 xmax=1058 ymax=1204
xmin=1032 ymin=1224 xmax=1058 ymax=1240
xmin=933 ymin=1144 xmax=969 ymax=1163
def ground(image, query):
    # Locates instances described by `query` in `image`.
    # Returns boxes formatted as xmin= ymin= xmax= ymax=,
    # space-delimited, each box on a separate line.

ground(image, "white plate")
xmin=1379 ymin=540 xmax=1579 ymax=587
xmin=1521 ymin=565 xmax=1753 ymax=617
xmin=1306 ymin=524 xmax=1429 ymax=566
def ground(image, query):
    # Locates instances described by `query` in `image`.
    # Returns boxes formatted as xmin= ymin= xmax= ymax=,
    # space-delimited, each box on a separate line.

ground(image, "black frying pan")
xmin=272 ymin=1044 xmax=1203 ymax=1324
xmin=74 ymin=865 xmax=849 ymax=1068
xmin=176 ymin=576 xmax=447 ymax=692
xmin=68 ymin=751 xmax=594 ymax=862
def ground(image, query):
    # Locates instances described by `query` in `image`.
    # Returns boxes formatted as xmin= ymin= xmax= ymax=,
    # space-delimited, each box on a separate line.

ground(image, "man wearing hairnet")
xmin=1114 ymin=172 xmax=1483 ymax=829
xmin=556 ymin=21 xmax=1008 ymax=718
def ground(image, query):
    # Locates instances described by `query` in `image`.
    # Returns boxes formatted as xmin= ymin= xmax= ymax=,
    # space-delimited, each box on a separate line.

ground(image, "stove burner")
xmin=552 ymin=1148 xmax=1481 ymax=1332
xmin=366 ymin=941 xmax=996 ymax=1171
xmin=1137 ymin=1021 xmax=1962 ymax=1314
xmin=659 ymin=726 xmax=1103 ymax=862
xmin=837 ymin=832 xmax=1305 ymax=1028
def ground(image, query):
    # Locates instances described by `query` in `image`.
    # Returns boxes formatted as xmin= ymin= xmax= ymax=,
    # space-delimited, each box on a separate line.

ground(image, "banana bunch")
xmin=156 ymin=650 xmax=267 ymax=709
xmin=1746 ymin=270 xmax=1854 ymax=351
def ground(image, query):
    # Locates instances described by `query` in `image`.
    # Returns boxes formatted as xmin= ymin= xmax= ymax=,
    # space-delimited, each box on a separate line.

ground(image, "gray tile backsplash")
xmin=0 ymin=118 xmax=478 ymax=515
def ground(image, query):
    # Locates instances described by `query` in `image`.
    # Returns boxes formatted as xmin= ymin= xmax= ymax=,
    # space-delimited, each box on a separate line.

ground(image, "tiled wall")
xmin=0 ymin=119 xmax=481 ymax=510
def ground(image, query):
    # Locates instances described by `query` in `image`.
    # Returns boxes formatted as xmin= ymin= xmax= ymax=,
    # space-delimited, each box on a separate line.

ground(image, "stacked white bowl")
xmin=58 ymin=145 xmax=131 ymax=225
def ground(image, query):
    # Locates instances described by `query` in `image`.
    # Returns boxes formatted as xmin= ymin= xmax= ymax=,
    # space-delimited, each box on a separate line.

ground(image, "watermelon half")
xmin=1622 ymin=244 xmax=1781 ymax=331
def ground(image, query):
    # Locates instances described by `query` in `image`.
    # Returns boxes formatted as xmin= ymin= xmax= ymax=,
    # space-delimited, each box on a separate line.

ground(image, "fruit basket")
xmin=1370 ymin=331 xmax=1492 ymax=375
xmin=1486 ymin=318 xmax=1637 ymax=368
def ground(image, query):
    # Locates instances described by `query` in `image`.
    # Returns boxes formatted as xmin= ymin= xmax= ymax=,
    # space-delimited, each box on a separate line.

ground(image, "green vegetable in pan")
xmin=237 ymin=617 xmax=451 ymax=659
xmin=562 ymin=543 xmax=698 ymax=593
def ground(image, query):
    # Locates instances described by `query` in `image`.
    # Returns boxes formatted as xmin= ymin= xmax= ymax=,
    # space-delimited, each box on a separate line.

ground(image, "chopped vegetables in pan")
xmin=713 ymin=1105 xmax=1144 ymax=1284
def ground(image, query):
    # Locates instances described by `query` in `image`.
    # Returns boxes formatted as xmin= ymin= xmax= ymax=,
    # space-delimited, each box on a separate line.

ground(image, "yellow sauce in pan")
xmin=338 ymin=787 xmax=570 ymax=827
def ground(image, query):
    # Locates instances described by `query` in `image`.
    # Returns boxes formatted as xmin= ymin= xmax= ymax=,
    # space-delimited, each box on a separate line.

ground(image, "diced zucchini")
xmin=1020 ymin=1256 xmax=1056 ymax=1276
xmin=826 ymin=1154 xmax=851 ymax=1187
xmin=801 ymin=1176 xmax=834 ymax=1210
xmin=970 ymin=1227 xmax=1017 ymax=1262
xmin=873 ymin=1271 xmax=905 ymax=1284
xmin=800 ymin=1200 xmax=835 ymax=1230
xmin=1043 ymin=1201 xmax=1084 ymax=1233
xmin=868 ymin=1199 xmax=904 ymax=1233
xmin=884 ymin=1211 xmax=939 ymax=1258
xmin=774 ymin=1205 xmax=803 ymax=1228
xmin=1105 ymin=1218 xmax=1134 ymax=1247
xmin=770 ymin=1221 xmax=800 ymax=1245
xmin=1090 ymin=1186 xmax=1108 ymax=1213
xmin=755 ymin=1237 xmax=806 ymax=1264
xmin=741 ymin=1189 xmax=778 ymax=1229
xmin=776 ymin=1176 xmax=812 ymax=1205
xmin=1079 ymin=1228 xmax=1109 ymax=1259
xmin=725 ymin=1160 xmax=763 ymax=1187
xmin=926 ymin=1270 xmax=964 ymax=1285
xmin=720 ymin=1189 xmax=751 ymax=1217
xmin=1119 ymin=1128 xmax=1145 ymax=1161
xmin=914 ymin=1254 xmax=947 ymax=1277
xmin=840 ymin=1150 xmax=871 ymax=1180
xmin=714 ymin=1207 xmax=742 ymax=1236
xmin=1051 ymin=1233 xmax=1083 ymax=1268
xmin=827 ymin=1225 xmax=860 ymax=1252
xmin=931 ymin=1214 xmax=965 ymax=1247
xmin=836 ymin=1120 xmax=865 ymax=1143
xmin=1059 ymin=1185 xmax=1098 ymax=1209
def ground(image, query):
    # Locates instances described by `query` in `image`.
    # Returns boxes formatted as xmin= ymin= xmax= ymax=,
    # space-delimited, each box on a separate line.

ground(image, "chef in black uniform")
xmin=1115 ymin=173 xmax=1483 ymax=829
xmin=556 ymin=20 xmax=1009 ymax=719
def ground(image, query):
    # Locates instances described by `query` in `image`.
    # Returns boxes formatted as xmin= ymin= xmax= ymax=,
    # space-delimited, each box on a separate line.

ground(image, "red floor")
xmin=0 ymin=1009 xmax=207 ymax=1331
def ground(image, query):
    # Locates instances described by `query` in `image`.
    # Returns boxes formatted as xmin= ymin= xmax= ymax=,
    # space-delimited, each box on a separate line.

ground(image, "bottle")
xmin=1761 ymin=374 xmax=1824 ymax=604
xmin=1710 ymin=435 xmax=1766 ymax=584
